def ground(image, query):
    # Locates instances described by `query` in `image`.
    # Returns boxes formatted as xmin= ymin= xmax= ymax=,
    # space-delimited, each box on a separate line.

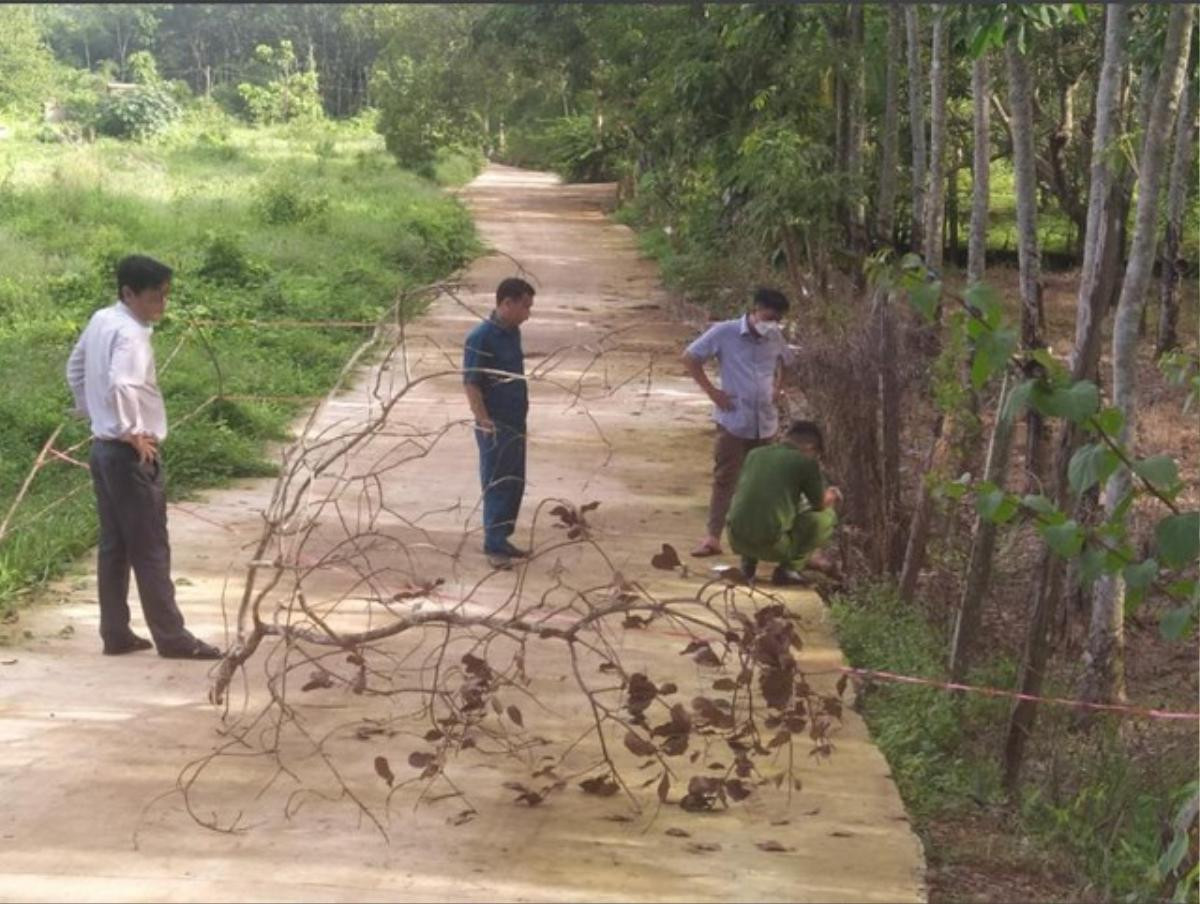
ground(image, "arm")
xmin=682 ymin=352 xmax=734 ymax=411
xmin=464 ymin=382 xmax=494 ymax=434
xmin=109 ymin=334 xmax=158 ymax=463
xmin=65 ymin=335 xmax=88 ymax=417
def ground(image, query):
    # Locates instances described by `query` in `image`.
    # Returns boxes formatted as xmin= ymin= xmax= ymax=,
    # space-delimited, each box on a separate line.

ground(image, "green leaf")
xmin=1123 ymin=558 xmax=1158 ymax=591
xmin=1041 ymin=520 xmax=1084 ymax=558
xmin=1068 ymin=443 xmax=1120 ymax=495
xmin=1030 ymin=347 xmax=1067 ymax=383
xmin=1132 ymin=455 xmax=1181 ymax=495
xmin=908 ymin=281 xmax=942 ymax=323
xmin=971 ymin=327 xmax=1018 ymax=389
xmin=1001 ymin=379 xmax=1035 ymax=423
xmin=1033 ymin=380 xmax=1100 ymax=424
xmin=1021 ymin=494 xmax=1058 ymax=517
xmin=964 ymin=283 xmax=1003 ymax=327
xmin=1155 ymin=512 xmax=1200 ymax=569
xmin=977 ymin=483 xmax=1019 ymax=524
xmin=1077 ymin=546 xmax=1107 ymax=586
xmin=1159 ymin=604 xmax=1196 ymax=642
xmin=1091 ymin=405 xmax=1124 ymax=437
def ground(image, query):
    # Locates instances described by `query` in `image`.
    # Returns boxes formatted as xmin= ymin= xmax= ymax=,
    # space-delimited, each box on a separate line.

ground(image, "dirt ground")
xmin=0 ymin=165 xmax=926 ymax=903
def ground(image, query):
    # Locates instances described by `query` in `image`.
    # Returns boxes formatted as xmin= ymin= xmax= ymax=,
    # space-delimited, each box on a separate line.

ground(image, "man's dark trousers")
xmin=475 ymin=422 xmax=526 ymax=554
xmin=89 ymin=439 xmax=191 ymax=650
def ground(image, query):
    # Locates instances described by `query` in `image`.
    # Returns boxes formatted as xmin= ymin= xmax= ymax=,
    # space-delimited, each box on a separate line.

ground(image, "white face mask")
xmin=756 ymin=319 xmax=783 ymax=339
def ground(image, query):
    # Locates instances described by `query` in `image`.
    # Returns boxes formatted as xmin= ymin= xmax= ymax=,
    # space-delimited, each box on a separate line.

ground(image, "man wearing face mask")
xmin=682 ymin=287 xmax=796 ymax=558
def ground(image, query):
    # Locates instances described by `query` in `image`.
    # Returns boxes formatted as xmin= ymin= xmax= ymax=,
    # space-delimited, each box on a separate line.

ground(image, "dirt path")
xmin=0 ymin=165 xmax=925 ymax=903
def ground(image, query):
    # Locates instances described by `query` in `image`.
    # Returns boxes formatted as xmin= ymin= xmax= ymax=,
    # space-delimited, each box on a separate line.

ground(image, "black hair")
xmin=786 ymin=419 xmax=823 ymax=452
xmin=496 ymin=277 xmax=536 ymax=305
xmin=752 ymin=287 xmax=790 ymax=315
xmin=116 ymin=255 xmax=172 ymax=297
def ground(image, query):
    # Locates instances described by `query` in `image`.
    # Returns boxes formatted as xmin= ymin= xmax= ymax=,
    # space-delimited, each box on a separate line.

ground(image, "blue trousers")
xmin=475 ymin=422 xmax=526 ymax=553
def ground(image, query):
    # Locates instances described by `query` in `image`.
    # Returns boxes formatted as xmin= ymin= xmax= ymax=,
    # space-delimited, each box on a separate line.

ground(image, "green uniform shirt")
xmin=726 ymin=444 xmax=824 ymax=551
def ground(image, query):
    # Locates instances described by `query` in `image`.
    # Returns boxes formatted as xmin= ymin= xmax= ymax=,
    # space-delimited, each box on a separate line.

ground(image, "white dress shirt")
xmin=66 ymin=301 xmax=168 ymax=441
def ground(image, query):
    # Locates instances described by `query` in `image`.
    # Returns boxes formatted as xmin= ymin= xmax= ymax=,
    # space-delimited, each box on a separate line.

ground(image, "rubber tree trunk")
xmin=968 ymin=52 xmax=991 ymax=286
xmin=875 ymin=6 xmax=903 ymax=246
xmin=1083 ymin=4 xmax=1194 ymax=710
xmin=847 ymin=5 xmax=866 ymax=257
xmin=923 ymin=6 xmax=949 ymax=271
xmin=949 ymin=57 xmax=998 ymax=678
xmin=874 ymin=286 xmax=904 ymax=575
xmin=950 ymin=374 xmax=1014 ymax=681
xmin=1156 ymin=63 xmax=1197 ymax=357
xmin=906 ymin=6 xmax=927 ymax=253
xmin=1005 ymin=33 xmax=1047 ymax=491
xmin=898 ymin=415 xmax=946 ymax=602
xmin=1004 ymin=3 xmax=1133 ymax=791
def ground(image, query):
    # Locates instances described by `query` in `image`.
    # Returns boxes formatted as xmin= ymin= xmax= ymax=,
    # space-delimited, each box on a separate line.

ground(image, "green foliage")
xmin=94 ymin=84 xmax=180 ymax=140
xmin=507 ymin=115 xmax=626 ymax=183
xmin=236 ymin=41 xmax=323 ymax=126
xmin=253 ymin=173 xmax=330 ymax=227
xmin=0 ymin=6 xmax=55 ymax=115
xmin=432 ymin=144 xmax=486 ymax=187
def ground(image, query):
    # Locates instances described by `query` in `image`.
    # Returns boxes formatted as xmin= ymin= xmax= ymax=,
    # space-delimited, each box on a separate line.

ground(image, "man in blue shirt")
xmin=463 ymin=278 xmax=536 ymax=569
xmin=682 ymin=287 xmax=796 ymax=558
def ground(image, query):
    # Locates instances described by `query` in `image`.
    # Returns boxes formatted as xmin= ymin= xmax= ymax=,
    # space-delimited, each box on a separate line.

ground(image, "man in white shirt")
xmin=682 ymin=287 xmax=797 ymax=558
xmin=66 ymin=255 xmax=221 ymax=659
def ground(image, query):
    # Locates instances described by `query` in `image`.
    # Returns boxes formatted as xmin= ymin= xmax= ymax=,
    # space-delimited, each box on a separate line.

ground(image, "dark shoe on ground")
xmin=159 ymin=638 xmax=222 ymax=660
xmin=486 ymin=553 xmax=514 ymax=571
xmin=103 ymin=634 xmax=154 ymax=656
xmin=499 ymin=542 xmax=529 ymax=559
xmin=771 ymin=565 xmax=809 ymax=587
xmin=740 ymin=556 xmax=758 ymax=582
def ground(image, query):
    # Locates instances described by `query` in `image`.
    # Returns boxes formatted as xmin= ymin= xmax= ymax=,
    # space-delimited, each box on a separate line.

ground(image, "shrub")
xmin=196 ymin=232 xmax=268 ymax=287
xmin=94 ymin=85 xmax=180 ymax=140
xmin=252 ymin=174 xmax=329 ymax=226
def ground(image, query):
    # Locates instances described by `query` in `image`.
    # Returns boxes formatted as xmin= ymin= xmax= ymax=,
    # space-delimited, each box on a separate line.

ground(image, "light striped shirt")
xmin=66 ymin=302 xmax=168 ymax=441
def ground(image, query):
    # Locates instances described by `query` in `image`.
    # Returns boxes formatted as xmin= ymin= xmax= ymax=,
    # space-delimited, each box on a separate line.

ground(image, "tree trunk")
xmin=950 ymin=373 xmax=1014 ymax=681
xmin=968 ymin=52 xmax=991 ymax=285
xmin=898 ymin=415 xmax=945 ymax=602
xmin=906 ymin=6 xmax=927 ymax=253
xmin=923 ymin=6 xmax=948 ymax=270
xmin=847 ymin=5 xmax=867 ymax=257
xmin=875 ymin=6 xmax=903 ymax=246
xmin=875 ymin=286 xmax=904 ymax=575
xmin=1156 ymin=62 xmax=1197 ymax=357
xmin=1003 ymin=3 xmax=1131 ymax=791
xmin=1083 ymin=3 xmax=1194 ymax=709
xmin=1005 ymin=34 xmax=1046 ymax=490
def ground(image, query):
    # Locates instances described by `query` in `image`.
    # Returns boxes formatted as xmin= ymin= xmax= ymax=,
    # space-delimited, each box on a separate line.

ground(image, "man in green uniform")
xmin=725 ymin=420 xmax=841 ymax=586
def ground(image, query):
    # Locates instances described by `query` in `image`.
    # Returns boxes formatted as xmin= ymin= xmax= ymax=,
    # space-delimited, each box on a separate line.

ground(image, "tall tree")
xmin=905 ymin=6 xmax=927 ymax=251
xmin=875 ymin=6 xmax=903 ymax=245
xmin=1155 ymin=50 xmax=1197 ymax=357
xmin=923 ymin=5 xmax=949 ymax=270
xmin=967 ymin=51 xmax=991 ymax=285
xmin=1005 ymin=26 xmax=1046 ymax=488
xmin=1003 ymin=2 xmax=1131 ymax=790
xmin=1082 ymin=3 xmax=1195 ymax=708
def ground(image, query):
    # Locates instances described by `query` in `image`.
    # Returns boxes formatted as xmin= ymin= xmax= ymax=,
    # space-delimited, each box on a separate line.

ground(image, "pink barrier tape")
xmin=842 ymin=667 xmax=1200 ymax=721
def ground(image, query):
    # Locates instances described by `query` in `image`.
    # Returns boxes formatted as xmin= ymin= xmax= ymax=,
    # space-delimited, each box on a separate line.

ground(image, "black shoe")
xmin=103 ymin=634 xmax=153 ymax=656
xmin=159 ymin=638 xmax=223 ymax=660
xmin=499 ymin=542 xmax=529 ymax=559
xmin=740 ymin=557 xmax=758 ymax=582
xmin=771 ymin=565 xmax=808 ymax=587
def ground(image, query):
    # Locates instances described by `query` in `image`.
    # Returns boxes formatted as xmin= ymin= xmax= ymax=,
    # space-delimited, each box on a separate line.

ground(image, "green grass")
xmin=0 ymin=107 xmax=480 ymax=611
xmin=830 ymin=582 xmax=1197 ymax=902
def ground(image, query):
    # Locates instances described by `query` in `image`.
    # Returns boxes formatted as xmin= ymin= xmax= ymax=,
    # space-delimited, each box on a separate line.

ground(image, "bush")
xmin=196 ymin=232 xmax=268 ymax=287
xmin=94 ymin=85 xmax=180 ymax=140
xmin=505 ymin=115 xmax=626 ymax=183
xmin=252 ymin=174 xmax=330 ymax=226
xmin=432 ymin=144 xmax=485 ymax=187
